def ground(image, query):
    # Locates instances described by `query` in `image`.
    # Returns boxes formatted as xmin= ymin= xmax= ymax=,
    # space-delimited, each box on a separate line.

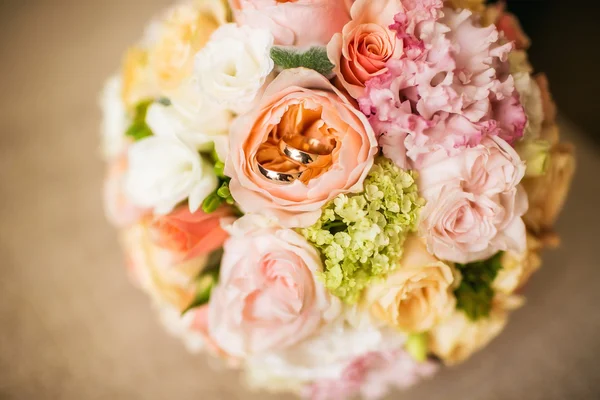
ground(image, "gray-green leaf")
xmin=270 ymin=46 xmax=335 ymax=76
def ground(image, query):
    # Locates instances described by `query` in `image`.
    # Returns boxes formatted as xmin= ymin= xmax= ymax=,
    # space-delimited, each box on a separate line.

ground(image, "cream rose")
xmin=229 ymin=0 xmax=351 ymax=47
xmin=124 ymin=136 xmax=218 ymax=215
xmin=327 ymin=0 xmax=403 ymax=99
xmin=523 ymin=143 xmax=576 ymax=235
xmin=494 ymin=234 xmax=542 ymax=295
xmin=418 ymin=136 xmax=528 ymax=263
xmin=428 ymin=294 xmax=524 ymax=365
xmin=121 ymin=220 xmax=207 ymax=311
xmin=365 ymin=236 xmax=456 ymax=333
xmin=193 ymin=24 xmax=274 ymax=113
xmin=147 ymin=0 xmax=229 ymax=91
xmin=207 ymin=215 xmax=341 ymax=358
xmin=225 ymin=68 xmax=378 ymax=228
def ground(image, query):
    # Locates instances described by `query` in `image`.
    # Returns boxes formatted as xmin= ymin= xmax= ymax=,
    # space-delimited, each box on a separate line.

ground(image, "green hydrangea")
xmin=302 ymin=158 xmax=424 ymax=304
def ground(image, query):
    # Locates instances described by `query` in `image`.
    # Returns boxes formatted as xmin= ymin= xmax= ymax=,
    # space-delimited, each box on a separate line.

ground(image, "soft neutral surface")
xmin=0 ymin=1 xmax=598 ymax=399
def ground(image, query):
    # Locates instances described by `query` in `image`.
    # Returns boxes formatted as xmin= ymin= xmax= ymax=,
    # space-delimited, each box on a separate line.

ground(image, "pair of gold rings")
xmin=256 ymin=135 xmax=335 ymax=184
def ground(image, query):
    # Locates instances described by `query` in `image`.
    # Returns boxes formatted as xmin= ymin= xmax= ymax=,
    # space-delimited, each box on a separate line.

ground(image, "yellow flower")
xmin=365 ymin=236 xmax=457 ymax=333
xmin=121 ymin=47 xmax=159 ymax=109
xmin=148 ymin=0 xmax=229 ymax=91
xmin=494 ymin=234 xmax=543 ymax=295
xmin=523 ymin=143 xmax=576 ymax=239
xmin=120 ymin=0 xmax=230 ymax=108
xmin=428 ymin=294 xmax=524 ymax=365
xmin=120 ymin=221 xmax=207 ymax=311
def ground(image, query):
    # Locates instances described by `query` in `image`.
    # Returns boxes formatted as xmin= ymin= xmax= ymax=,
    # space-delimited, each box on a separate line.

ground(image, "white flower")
xmin=146 ymin=96 xmax=232 ymax=161
xmin=100 ymin=76 xmax=128 ymax=160
xmin=124 ymin=136 xmax=218 ymax=214
xmin=194 ymin=23 xmax=274 ymax=113
xmin=246 ymin=319 xmax=405 ymax=391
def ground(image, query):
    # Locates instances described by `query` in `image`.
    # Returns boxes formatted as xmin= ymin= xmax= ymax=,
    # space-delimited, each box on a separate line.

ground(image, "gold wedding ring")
xmin=255 ymin=135 xmax=335 ymax=184
xmin=256 ymin=160 xmax=305 ymax=184
xmin=279 ymin=135 xmax=335 ymax=166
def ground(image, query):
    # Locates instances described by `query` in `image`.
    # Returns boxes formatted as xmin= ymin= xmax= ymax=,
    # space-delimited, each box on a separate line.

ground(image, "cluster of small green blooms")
xmin=302 ymin=158 xmax=425 ymax=304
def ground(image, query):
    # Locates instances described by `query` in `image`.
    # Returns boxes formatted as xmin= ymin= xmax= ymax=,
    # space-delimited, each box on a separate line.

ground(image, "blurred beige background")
xmin=0 ymin=1 xmax=599 ymax=399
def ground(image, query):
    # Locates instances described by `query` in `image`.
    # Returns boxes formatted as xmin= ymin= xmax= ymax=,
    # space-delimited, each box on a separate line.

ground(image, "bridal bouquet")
xmin=101 ymin=0 xmax=575 ymax=398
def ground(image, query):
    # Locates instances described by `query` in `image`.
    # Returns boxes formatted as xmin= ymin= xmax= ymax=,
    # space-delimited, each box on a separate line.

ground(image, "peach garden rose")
xmin=225 ymin=68 xmax=378 ymax=228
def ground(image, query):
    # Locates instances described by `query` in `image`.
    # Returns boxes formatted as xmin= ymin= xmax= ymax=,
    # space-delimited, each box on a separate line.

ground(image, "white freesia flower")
xmin=146 ymin=97 xmax=232 ymax=161
xmin=124 ymin=136 xmax=218 ymax=214
xmin=194 ymin=23 xmax=274 ymax=113
xmin=100 ymin=76 xmax=128 ymax=160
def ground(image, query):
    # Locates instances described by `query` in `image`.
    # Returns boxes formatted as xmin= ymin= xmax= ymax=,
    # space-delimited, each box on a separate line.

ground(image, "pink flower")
xmin=103 ymin=155 xmax=147 ymax=228
xmin=304 ymin=351 xmax=439 ymax=400
xmin=149 ymin=206 xmax=235 ymax=262
xmin=326 ymin=0 xmax=405 ymax=99
xmin=229 ymin=0 xmax=351 ymax=46
xmin=359 ymin=7 xmax=526 ymax=169
xmin=226 ymin=68 xmax=378 ymax=228
xmin=208 ymin=215 xmax=340 ymax=358
xmin=418 ymin=136 xmax=528 ymax=263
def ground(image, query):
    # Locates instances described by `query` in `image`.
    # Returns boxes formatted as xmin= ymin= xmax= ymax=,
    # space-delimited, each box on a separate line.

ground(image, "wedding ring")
xmin=256 ymin=160 xmax=305 ymax=184
xmin=279 ymin=135 xmax=335 ymax=166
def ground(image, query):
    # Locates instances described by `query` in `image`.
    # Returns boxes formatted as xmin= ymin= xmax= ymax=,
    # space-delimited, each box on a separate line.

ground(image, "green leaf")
xmin=216 ymin=182 xmax=231 ymax=199
xmin=406 ymin=333 xmax=429 ymax=363
xmin=125 ymin=121 xmax=152 ymax=141
xmin=202 ymin=193 xmax=222 ymax=214
xmin=454 ymin=252 xmax=504 ymax=321
xmin=270 ymin=46 xmax=335 ymax=76
xmin=125 ymin=99 xmax=154 ymax=141
xmin=214 ymin=160 xmax=225 ymax=178
xmin=181 ymin=253 xmax=223 ymax=315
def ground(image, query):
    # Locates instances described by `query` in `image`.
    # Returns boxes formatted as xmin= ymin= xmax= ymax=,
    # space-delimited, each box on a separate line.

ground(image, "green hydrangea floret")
xmin=302 ymin=158 xmax=424 ymax=304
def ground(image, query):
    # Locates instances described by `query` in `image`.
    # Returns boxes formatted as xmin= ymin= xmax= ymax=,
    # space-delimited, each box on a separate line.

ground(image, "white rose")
xmin=193 ymin=23 xmax=274 ymax=112
xmin=100 ymin=76 xmax=128 ymax=160
xmin=124 ymin=136 xmax=218 ymax=214
xmin=146 ymin=97 xmax=232 ymax=161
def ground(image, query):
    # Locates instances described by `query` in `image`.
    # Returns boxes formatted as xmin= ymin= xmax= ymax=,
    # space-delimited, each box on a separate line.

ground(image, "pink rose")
xmin=103 ymin=155 xmax=147 ymax=228
xmin=418 ymin=136 xmax=528 ymax=263
xmin=226 ymin=68 xmax=378 ymax=228
xmin=208 ymin=215 xmax=340 ymax=358
xmin=327 ymin=0 xmax=404 ymax=99
xmin=305 ymin=351 xmax=438 ymax=400
xmin=229 ymin=0 xmax=351 ymax=46
xmin=149 ymin=205 xmax=234 ymax=262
